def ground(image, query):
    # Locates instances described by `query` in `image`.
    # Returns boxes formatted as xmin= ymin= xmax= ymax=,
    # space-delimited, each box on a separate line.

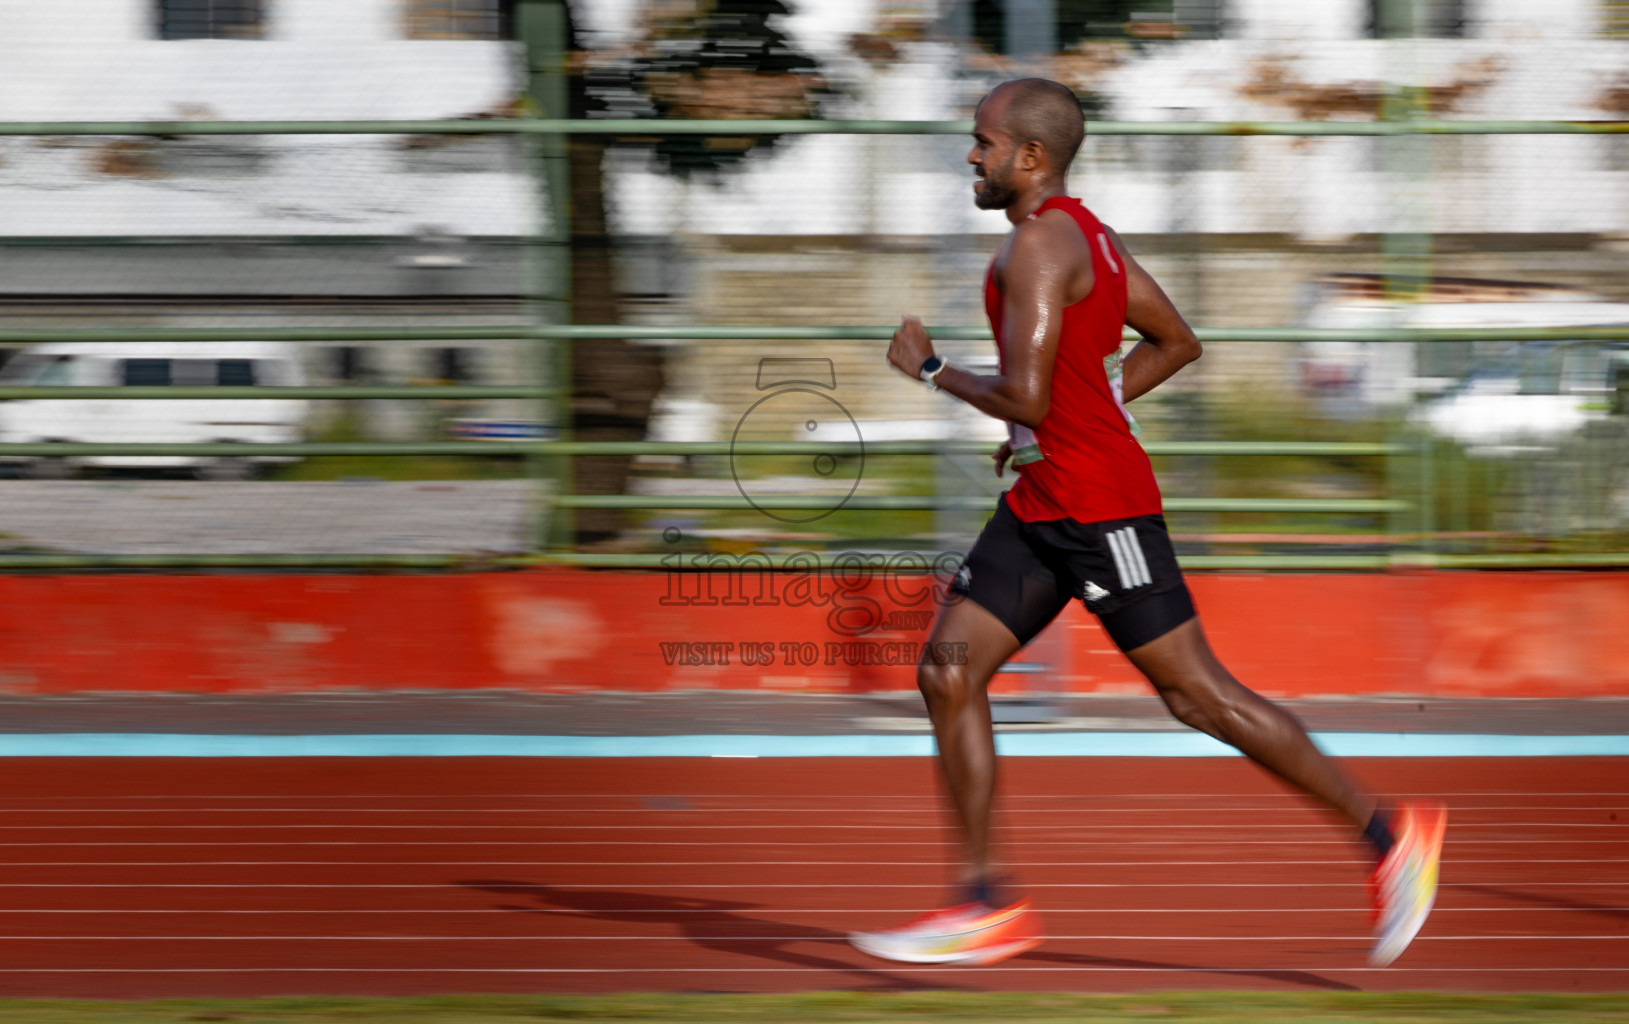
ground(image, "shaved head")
xmin=982 ymin=78 xmax=1086 ymax=174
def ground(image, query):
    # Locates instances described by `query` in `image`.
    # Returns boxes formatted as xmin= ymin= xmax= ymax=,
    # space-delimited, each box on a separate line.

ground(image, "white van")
xmin=1297 ymin=274 xmax=1629 ymax=447
xmin=0 ymin=342 xmax=309 ymax=479
xmin=1405 ymin=303 xmax=1629 ymax=449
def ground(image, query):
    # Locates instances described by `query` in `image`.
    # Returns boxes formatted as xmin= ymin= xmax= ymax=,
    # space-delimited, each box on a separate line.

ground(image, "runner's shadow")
xmin=1452 ymin=883 xmax=1629 ymax=924
xmin=1017 ymin=949 xmax=1362 ymax=992
xmin=457 ymin=880 xmax=965 ymax=992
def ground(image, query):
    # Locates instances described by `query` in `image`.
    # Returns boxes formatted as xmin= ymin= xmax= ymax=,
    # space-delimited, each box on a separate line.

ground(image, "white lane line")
xmin=0 ymin=934 xmax=1623 ymax=941
xmin=0 ymin=817 xmax=1607 ymax=829
xmin=0 ymin=853 xmax=1615 ymax=859
xmin=0 ymin=820 xmax=1618 ymax=830
xmin=521 ymin=833 xmax=1629 ymax=840
xmin=0 ymin=879 xmax=1619 ymax=889
xmin=0 ymin=966 xmax=1621 ymax=974
xmin=0 ymin=838 xmax=1614 ymax=848
xmin=1 ymin=814 xmax=1620 ymax=823
xmin=0 ymin=907 xmax=1603 ymax=914
xmin=3 ymin=790 xmax=1625 ymax=799
xmin=0 ymin=792 xmax=1620 ymax=807
xmin=0 ymin=803 xmax=1619 ymax=813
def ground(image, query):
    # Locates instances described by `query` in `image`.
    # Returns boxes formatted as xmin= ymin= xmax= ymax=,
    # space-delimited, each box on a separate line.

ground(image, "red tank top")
xmin=984 ymin=197 xmax=1163 ymax=523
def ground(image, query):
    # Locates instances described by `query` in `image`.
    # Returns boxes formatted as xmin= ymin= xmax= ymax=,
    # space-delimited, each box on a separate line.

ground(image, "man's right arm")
xmin=1106 ymin=227 xmax=1202 ymax=402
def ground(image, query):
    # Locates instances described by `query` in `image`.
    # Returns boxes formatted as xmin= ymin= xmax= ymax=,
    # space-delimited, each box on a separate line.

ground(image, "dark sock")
xmin=1364 ymin=808 xmax=1396 ymax=861
xmin=964 ymin=878 xmax=999 ymax=908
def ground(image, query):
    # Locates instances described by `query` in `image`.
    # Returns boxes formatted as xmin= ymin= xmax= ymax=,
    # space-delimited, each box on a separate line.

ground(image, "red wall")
xmin=0 ymin=570 xmax=1625 ymax=697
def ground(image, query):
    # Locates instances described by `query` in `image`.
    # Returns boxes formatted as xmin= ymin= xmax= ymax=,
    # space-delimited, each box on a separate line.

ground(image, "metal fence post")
xmin=1380 ymin=0 xmax=1436 ymax=567
xmin=516 ymin=0 xmax=574 ymax=554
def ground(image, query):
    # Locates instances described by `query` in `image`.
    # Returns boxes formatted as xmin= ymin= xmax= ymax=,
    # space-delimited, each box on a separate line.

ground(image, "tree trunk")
xmin=566 ymin=131 xmax=665 ymax=546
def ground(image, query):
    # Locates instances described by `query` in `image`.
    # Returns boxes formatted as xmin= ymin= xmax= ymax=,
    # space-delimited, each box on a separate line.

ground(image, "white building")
xmin=0 ymin=0 xmax=532 ymax=239
xmin=612 ymin=0 xmax=1629 ymax=237
xmin=1 ymin=0 xmax=1624 ymax=242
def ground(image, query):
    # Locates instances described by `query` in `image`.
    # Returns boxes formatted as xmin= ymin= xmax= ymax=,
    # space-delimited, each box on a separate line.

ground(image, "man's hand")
xmin=992 ymin=440 xmax=1012 ymax=478
xmin=887 ymin=316 xmax=935 ymax=379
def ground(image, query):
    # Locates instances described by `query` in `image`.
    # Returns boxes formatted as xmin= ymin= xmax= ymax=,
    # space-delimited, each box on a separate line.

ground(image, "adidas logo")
xmin=1082 ymin=580 xmax=1110 ymax=602
xmin=954 ymin=565 xmax=972 ymax=590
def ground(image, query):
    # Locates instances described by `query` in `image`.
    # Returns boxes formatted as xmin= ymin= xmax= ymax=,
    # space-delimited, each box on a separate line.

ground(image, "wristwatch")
xmin=919 ymin=355 xmax=948 ymax=391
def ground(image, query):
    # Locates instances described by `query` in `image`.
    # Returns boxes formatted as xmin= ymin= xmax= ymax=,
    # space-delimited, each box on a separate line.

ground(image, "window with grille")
xmin=122 ymin=360 xmax=173 ymax=387
xmin=218 ymin=360 xmax=257 ymax=387
xmin=1173 ymin=0 xmax=1227 ymax=39
xmin=157 ymin=0 xmax=263 ymax=40
xmin=1366 ymin=0 xmax=1469 ymax=38
xmin=404 ymin=0 xmax=511 ymax=40
xmin=973 ymin=0 xmax=1227 ymax=50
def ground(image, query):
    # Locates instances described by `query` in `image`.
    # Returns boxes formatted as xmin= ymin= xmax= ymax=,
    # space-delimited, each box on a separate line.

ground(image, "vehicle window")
xmin=1417 ymin=340 xmax=1473 ymax=380
xmin=0 ymin=355 xmax=76 ymax=386
xmin=0 ymin=355 xmax=36 ymax=384
xmin=1518 ymin=345 xmax=1563 ymax=396
xmin=173 ymin=359 xmax=216 ymax=387
xmin=34 ymin=356 xmax=76 ymax=387
xmin=122 ymin=359 xmax=172 ymax=386
xmin=1563 ymin=346 xmax=1606 ymax=395
xmin=217 ymin=359 xmax=256 ymax=386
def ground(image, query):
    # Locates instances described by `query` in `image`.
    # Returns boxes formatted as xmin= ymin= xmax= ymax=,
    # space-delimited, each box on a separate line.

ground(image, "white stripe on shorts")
xmin=1124 ymin=527 xmax=1153 ymax=587
xmin=1108 ymin=527 xmax=1151 ymax=589
xmin=1107 ymin=528 xmax=1134 ymax=589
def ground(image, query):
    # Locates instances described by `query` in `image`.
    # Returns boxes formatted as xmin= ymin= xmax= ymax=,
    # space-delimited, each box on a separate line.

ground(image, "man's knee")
xmin=917 ymin=659 xmax=974 ymax=710
xmin=1156 ymin=673 xmax=1244 ymax=740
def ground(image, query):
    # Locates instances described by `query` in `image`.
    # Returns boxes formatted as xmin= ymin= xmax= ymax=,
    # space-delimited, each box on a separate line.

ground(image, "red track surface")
xmin=0 ymin=756 xmax=1624 ymax=998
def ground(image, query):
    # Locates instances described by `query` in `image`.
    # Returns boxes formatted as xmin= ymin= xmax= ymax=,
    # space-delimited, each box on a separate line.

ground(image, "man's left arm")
xmin=1106 ymin=226 xmax=1202 ymax=402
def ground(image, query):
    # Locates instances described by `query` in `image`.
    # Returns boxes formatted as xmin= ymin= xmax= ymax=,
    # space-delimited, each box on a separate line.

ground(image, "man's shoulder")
xmin=1012 ymin=204 xmax=1092 ymax=259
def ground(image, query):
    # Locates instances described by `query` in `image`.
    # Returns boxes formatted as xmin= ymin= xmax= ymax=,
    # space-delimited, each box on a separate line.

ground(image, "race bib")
xmin=1105 ymin=349 xmax=1142 ymax=437
xmin=1009 ymin=423 xmax=1045 ymax=466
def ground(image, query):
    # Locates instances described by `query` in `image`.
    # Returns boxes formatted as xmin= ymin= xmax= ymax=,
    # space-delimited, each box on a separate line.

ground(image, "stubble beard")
xmin=974 ymin=157 xmax=1018 ymax=211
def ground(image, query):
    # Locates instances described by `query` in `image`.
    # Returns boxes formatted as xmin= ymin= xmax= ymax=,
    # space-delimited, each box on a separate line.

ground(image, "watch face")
xmin=729 ymin=387 xmax=865 ymax=524
xmin=921 ymin=356 xmax=944 ymax=376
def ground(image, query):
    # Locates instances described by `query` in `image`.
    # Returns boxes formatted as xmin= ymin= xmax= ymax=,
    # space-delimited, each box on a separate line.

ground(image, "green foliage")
xmin=630 ymin=451 xmax=938 ymax=548
xmin=0 ymin=992 xmax=1623 ymax=1023
xmin=264 ymin=405 xmax=526 ymax=482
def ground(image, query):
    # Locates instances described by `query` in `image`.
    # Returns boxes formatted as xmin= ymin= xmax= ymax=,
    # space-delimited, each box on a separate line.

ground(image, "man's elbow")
xmin=1014 ymin=397 xmax=1049 ymax=430
xmin=1181 ymin=332 xmax=1203 ymax=365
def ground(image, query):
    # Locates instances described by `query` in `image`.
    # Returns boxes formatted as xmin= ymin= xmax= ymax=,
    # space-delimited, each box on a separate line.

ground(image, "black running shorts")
xmin=949 ymin=493 xmax=1196 ymax=653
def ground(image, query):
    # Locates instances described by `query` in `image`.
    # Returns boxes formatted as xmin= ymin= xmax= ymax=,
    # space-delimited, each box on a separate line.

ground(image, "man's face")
xmin=968 ymin=95 xmax=1019 ymax=211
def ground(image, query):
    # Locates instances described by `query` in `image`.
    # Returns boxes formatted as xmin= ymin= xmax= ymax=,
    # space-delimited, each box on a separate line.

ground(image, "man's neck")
xmin=1006 ymin=183 xmax=1070 ymax=225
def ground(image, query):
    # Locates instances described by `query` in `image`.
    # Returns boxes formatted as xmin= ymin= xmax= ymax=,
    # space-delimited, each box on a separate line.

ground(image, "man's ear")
xmin=1017 ymin=139 xmax=1046 ymax=172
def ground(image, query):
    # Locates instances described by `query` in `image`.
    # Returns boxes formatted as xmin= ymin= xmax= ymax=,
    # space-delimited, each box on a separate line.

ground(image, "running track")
xmin=0 ymin=756 xmax=1624 ymax=998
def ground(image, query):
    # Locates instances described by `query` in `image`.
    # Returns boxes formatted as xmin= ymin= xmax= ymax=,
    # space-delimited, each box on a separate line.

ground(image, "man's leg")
xmin=915 ymin=597 xmax=1024 ymax=895
xmin=1122 ymin=615 xmax=1374 ymax=829
xmin=848 ymin=591 xmax=1051 ymax=966
xmin=1119 ymin=609 xmax=1447 ymax=967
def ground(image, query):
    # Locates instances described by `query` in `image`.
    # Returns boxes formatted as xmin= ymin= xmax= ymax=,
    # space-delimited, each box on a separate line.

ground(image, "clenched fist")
xmin=887 ymin=316 xmax=935 ymax=378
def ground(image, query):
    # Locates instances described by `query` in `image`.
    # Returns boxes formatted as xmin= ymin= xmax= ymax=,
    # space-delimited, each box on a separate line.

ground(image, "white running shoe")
xmin=849 ymin=898 xmax=1042 ymax=966
xmin=1369 ymin=799 xmax=1448 ymax=967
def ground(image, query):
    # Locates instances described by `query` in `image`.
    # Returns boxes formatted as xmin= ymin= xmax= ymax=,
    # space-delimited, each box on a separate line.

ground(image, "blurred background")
xmin=0 ymin=0 xmax=1625 ymax=569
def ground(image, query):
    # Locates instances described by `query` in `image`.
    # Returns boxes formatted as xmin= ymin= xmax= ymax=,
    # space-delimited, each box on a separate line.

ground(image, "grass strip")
xmin=0 ymin=992 xmax=1625 ymax=1024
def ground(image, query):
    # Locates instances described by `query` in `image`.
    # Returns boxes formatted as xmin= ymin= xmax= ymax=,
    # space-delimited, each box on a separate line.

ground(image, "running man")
xmin=850 ymin=79 xmax=1445 ymax=969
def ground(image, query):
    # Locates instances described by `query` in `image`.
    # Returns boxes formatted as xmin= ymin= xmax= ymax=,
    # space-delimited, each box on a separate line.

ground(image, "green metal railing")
xmin=1 ymin=118 xmax=1624 ymax=137
xmin=2 ymin=116 xmax=1626 ymax=570
xmin=2 ymin=323 xmax=1627 ymax=344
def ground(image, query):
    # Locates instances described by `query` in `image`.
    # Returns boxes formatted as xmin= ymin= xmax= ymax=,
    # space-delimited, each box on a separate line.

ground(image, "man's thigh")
xmin=947 ymin=496 xmax=1075 ymax=654
xmin=1025 ymin=512 xmax=1197 ymax=654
